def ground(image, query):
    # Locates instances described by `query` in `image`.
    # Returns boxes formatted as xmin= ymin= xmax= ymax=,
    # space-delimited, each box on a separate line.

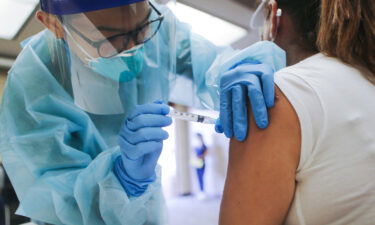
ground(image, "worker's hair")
xmin=276 ymin=0 xmax=375 ymax=80
xmin=317 ymin=0 xmax=375 ymax=79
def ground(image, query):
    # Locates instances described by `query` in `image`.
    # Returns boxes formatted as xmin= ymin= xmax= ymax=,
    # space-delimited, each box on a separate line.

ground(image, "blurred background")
xmin=0 ymin=0 xmax=259 ymax=224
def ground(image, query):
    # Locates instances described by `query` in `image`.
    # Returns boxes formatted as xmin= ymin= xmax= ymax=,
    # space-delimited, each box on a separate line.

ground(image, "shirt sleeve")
xmin=275 ymin=71 xmax=325 ymax=174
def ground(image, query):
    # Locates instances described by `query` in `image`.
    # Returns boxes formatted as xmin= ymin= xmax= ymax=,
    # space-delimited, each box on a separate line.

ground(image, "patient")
xmin=219 ymin=0 xmax=375 ymax=224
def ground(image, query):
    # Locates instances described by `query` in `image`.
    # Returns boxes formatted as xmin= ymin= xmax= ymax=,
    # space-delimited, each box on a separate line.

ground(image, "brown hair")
xmin=277 ymin=0 xmax=321 ymax=52
xmin=276 ymin=0 xmax=375 ymax=81
xmin=317 ymin=0 xmax=375 ymax=80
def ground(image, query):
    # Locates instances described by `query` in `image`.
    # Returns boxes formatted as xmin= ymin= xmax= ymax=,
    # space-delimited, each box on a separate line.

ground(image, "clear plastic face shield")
xmin=48 ymin=0 xmax=176 ymax=115
xmin=250 ymin=0 xmax=282 ymax=41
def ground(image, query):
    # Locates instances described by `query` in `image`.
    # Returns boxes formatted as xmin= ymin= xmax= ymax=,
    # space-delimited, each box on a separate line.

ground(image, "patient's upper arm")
xmin=219 ymin=87 xmax=301 ymax=225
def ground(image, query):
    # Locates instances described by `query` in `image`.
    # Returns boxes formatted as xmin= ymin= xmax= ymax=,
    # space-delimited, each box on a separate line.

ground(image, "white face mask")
xmin=64 ymin=26 xmax=144 ymax=115
xmin=250 ymin=0 xmax=282 ymax=41
xmin=70 ymin=52 xmax=127 ymax=115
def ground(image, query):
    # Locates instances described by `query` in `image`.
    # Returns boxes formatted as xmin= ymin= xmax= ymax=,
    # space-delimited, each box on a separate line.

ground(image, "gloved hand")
xmin=114 ymin=101 xmax=172 ymax=197
xmin=215 ymin=59 xmax=275 ymax=142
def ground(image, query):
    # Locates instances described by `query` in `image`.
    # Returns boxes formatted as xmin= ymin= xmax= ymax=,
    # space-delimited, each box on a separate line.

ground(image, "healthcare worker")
xmin=0 ymin=0 xmax=286 ymax=224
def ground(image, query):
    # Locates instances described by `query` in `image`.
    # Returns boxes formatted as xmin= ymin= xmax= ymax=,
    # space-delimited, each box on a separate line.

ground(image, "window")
xmin=0 ymin=0 xmax=39 ymax=40
xmin=169 ymin=2 xmax=247 ymax=46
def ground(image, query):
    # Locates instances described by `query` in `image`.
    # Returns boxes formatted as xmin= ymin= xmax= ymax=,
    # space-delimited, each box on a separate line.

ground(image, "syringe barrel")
xmin=168 ymin=108 xmax=216 ymax=124
xmin=168 ymin=110 xmax=199 ymax=123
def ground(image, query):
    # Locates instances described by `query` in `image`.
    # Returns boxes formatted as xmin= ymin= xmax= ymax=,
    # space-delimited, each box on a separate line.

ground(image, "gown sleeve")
xmin=169 ymin=5 xmax=285 ymax=110
xmin=0 ymin=33 xmax=166 ymax=225
xmin=159 ymin=3 xmax=236 ymax=110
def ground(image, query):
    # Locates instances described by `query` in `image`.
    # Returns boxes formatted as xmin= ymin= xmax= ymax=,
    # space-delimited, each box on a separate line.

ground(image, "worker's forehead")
xmin=67 ymin=2 xmax=149 ymax=27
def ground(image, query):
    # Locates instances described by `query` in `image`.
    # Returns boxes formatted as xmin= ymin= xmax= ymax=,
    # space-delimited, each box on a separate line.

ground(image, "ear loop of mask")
xmin=269 ymin=8 xmax=282 ymax=41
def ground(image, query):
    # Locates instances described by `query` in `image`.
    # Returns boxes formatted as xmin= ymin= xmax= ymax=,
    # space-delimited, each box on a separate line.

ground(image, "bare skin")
xmin=219 ymin=1 xmax=318 ymax=224
xmin=219 ymin=87 xmax=301 ymax=225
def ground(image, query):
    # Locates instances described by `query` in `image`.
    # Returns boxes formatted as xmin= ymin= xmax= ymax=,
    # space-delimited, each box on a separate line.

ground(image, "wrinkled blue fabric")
xmin=115 ymin=102 xmax=172 ymax=197
xmin=0 ymin=31 xmax=167 ymax=225
xmin=206 ymin=41 xmax=286 ymax=109
xmin=213 ymin=41 xmax=286 ymax=141
xmin=0 ymin=11 xmax=224 ymax=225
xmin=0 ymin=4 xmax=286 ymax=224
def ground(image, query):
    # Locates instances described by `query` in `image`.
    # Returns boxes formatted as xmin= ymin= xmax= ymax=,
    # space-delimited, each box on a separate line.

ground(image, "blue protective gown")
xmin=0 ymin=16 xmax=227 ymax=225
xmin=0 ymin=4 xmax=286 ymax=223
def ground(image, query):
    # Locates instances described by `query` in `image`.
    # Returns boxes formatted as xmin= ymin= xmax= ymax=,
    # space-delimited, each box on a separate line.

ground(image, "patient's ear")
xmin=36 ymin=10 xmax=64 ymax=39
xmin=268 ymin=0 xmax=279 ymax=41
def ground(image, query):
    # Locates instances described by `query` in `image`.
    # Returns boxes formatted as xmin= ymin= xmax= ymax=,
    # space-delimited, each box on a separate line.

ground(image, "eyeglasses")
xmin=64 ymin=2 xmax=164 ymax=58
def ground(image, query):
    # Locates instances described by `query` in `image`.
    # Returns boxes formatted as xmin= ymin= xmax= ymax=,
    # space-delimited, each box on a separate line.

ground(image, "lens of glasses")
xmin=99 ymin=38 xmax=124 ymax=58
xmin=98 ymin=17 xmax=162 ymax=57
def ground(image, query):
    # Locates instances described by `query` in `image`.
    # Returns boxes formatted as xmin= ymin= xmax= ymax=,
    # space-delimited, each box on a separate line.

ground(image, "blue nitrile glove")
xmin=215 ymin=59 xmax=275 ymax=142
xmin=114 ymin=101 xmax=172 ymax=197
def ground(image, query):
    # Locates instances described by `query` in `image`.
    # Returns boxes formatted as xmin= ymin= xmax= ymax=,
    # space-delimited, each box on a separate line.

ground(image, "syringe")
xmin=168 ymin=108 xmax=216 ymax=124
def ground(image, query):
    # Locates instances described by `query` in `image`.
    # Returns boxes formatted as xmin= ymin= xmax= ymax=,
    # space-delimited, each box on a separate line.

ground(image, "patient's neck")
xmin=284 ymin=44 xmax=318 ymax=66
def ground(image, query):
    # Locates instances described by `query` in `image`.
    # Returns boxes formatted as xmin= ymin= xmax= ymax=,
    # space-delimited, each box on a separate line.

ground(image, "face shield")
xmin=44 ymin=0 xmax=176 ymax=115
xmin=250 ymin=0 xmax=282 ymax=41
xmin=250 ymin=0 xmax=269 ymax=31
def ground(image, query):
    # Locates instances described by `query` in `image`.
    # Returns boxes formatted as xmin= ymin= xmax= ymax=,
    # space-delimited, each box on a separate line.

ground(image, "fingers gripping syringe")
xmin=168 ymin=108 xmax=216 ymax=124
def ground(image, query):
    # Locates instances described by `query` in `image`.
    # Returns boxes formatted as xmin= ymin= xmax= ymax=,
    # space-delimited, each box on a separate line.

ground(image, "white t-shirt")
xmin=275 ymin=54 xmax=375 ymax=225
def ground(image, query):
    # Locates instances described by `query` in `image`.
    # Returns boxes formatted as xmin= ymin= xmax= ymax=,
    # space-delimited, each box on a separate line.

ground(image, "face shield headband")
xmin=40 ymin=0 xmax=147 ymax=15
